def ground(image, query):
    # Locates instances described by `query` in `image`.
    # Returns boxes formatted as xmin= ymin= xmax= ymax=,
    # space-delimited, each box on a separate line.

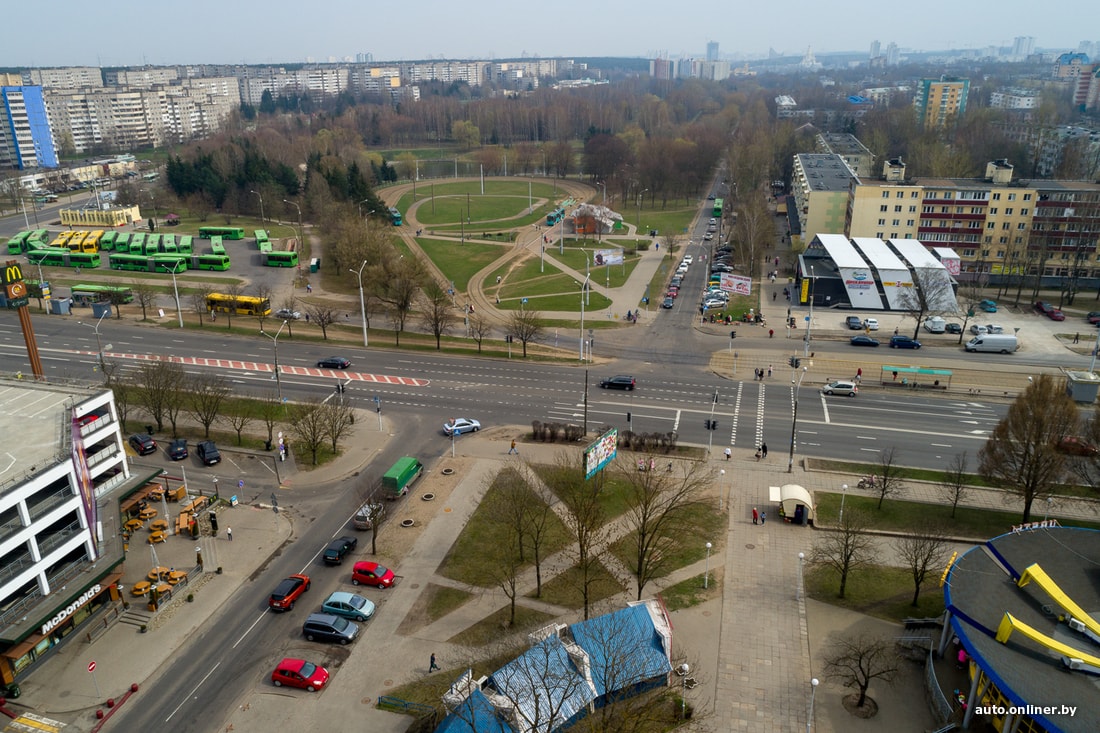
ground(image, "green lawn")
xmin=660 ymin=571 xmax=722 ymax=611
xmin=806 ymin=563 xmax=946 ymax=623
xmin=815 ymin=492 xmax=1100 ymax=538
xmin=608 ymin=501 xmax=725 ymax=587
xmin=531 ymin=560 xmax=626 ymax=609
xmin=447 ymin=606 xmax=558 ymax=646
xmin=414 ymin=238 xmax=503 ymax=292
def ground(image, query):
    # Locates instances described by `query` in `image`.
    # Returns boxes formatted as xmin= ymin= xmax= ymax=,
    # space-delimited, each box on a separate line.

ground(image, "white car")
xmin=703 ymin=298 xmax=727 ymax=310
xmin=703 ymin=233 xmax=714 ymax=241
xmin=681 ymin=255 xmax=694 ymax=264
xmin=443 ymin=418 xmax=481 ymax=436
xmin=863 ymin=318 xmax=879 ymax=331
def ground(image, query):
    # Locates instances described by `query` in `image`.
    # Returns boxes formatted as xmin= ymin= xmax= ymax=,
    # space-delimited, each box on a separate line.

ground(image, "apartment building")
xmin=845 ymin=159 xmax=1100 ymax=280
xmin=0 ymin=380 xmax=137 ymax=688
xmin=0 ymin=86 xmax=59 ymax=169
xmin=792 ymin=154 xmax=857 ymax=243
xmin=989 ymin=88 xmax=1040 ymax=110
xmin=914 ymin=76 xmax=969 ymax=130
xmin=24 ymin=67 xmax=102 ymax=90
xmin=814 ymin=133 xmax=874 ymax=178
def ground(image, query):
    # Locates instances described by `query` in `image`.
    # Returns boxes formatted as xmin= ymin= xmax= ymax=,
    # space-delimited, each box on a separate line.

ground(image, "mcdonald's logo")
xmin=3 ymin=263 xmax=24 ymax=286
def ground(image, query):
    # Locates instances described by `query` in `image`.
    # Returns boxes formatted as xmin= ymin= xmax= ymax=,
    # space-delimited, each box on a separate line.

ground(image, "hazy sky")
xmin=4 ymin=0 xmax=1093 ymax=68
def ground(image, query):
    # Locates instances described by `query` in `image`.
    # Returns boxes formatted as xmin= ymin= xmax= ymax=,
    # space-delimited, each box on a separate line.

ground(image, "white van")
xmin=965 ymin=334 xmax=1018 ymax=354
xmin=924 ymin=316 xmax=946 ymax=333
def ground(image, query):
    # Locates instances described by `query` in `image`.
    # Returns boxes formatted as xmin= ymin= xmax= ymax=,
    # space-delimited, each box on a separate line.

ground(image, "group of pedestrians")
xmin=751 ymin=507 xmax=767 ymax=525
xmin=754 ymin=442 xmax=768 ymax=461
xmin=752 ymin=365 xmax=773 ymax=380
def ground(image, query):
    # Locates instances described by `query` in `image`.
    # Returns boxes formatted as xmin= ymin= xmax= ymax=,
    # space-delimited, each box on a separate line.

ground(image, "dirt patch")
xmin=841 ymin=692 xmax=879 ymax=718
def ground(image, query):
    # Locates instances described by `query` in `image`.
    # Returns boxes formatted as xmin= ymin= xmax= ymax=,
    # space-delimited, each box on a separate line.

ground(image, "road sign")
xmin=87 ymin=661 xmax=96 ymax=672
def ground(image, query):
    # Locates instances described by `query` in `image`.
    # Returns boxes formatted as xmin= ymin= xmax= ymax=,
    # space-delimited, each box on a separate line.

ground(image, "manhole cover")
xmin=400 ymin=519 xmax=415 ymax=528
xmin=441 ymin=468 xmax=455 ymax=476
xmin=745 ymin=543 xmax=756 ymax=550
xmin=422 ymin=493 xmax=435 ymax=501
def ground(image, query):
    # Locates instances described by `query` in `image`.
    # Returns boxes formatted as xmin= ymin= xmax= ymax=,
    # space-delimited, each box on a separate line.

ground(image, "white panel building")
xmin=851 ymin=237 xmax=912 ymax=308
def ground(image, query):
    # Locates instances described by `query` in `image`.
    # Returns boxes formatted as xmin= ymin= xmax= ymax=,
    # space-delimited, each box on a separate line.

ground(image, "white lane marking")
xmin=166 ymin=661 xmax=221 ymax=721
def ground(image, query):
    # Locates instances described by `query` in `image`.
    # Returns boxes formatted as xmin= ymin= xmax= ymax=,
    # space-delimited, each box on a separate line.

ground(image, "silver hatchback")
xmin=822 ymin=381 xmax=858 ymax=397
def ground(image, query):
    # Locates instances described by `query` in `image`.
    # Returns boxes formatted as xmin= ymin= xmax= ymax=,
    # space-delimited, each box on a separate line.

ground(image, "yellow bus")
xmin=206 ymin=293 xmax=271 ymax=316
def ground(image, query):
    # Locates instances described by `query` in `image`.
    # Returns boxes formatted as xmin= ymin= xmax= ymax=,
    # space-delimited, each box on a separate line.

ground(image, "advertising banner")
xmin=720 ymin=273 xmax=752 ymax=295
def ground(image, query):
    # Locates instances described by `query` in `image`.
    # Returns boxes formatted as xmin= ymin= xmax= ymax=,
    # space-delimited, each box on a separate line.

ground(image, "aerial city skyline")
xmin=2 ymin=0 xmax=1094 ymax=68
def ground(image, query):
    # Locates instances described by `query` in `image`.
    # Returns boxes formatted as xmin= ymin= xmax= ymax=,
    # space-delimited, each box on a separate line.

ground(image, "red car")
xmin=268 ymin=574 xmax=311 ymax=611
xmin=351 ymin=561 xmax=395 ymax=588
xmin=1057 ymin=436 xmax=1099 ymax=457
xmin=271 ymin=658 xmax=329 ymax=691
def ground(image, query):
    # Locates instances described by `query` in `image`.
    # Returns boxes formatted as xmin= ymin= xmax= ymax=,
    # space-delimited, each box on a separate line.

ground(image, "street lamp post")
xmin=358 ymin=199 xmax=374 ymax=221
xmin=679 ymin=664 xmax=690 ymax=719
xmin=283 ymin=200 xmax=303 ymax=250
xmin=350 ymin=260 xmax=369 ymax=347
xmin=260 ymin=320 xmax=289 ymax=405
xmin=704 ymin=542 xmax=712 ymax=589
xmin=636 ymin=188 xmax=648 ymax=232
xmin=169 ymin=261 xmax=184 ymax=328
xmin=787 ymin=366 xmax=808 ymax=473
xmin=798 ymin=552 xmax=805 ymax=600
xmin=251 ymin=190 xmax=265 ymax=226
xmin=579 ymin=274 xmax=591 ymax=361
xmin=839 ymin=484 xmax=848 ymax=524
xmin=78 ymin=310 xmax=109 ymax=374
xmin=804 ymin=265 xmax=816 ymax=357
xmin=597 ymin=181 xmax=606 ymax=204
xmin=807 ymin=678 xmax=819 ymax=733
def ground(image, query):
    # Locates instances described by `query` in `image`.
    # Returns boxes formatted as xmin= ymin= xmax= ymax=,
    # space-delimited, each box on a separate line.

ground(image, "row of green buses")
xmin=6 ymin=230 xmax=50 ymax=254
xmin=70 ymin=284 xmax=135 ymax=306
xmin=107 ymin=252 xmax=231 ymax=272
xmin=28 ymin=248 xmax=101 ymax=268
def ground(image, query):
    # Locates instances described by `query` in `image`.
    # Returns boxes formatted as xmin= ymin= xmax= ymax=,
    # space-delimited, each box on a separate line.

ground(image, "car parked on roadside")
xmin=269 ymin=574 xmax=311 ymax=612
xmin=889 ymin=335 xmax=922 ymax=349
xmin=351 ymin=560 xmax=396 ymax=588
xmin=128 ymin=433 xmax=157 ymax=456
xmin=845 ymin=316 xmax=863 ymax=330
xmin=301 ymin=613 xmax=358 ymax=645
xmin=167 ymin=438 xmax=188 ymax=461
xmin=1088 ymin=312 xmax=1100 ymax=325
xmin=321 ymin=591 xmax=375 ymax=622
xmin=274 ymin=308 xmax=301 ymax=320
xmin=1034 ymin=301 xmax=1065 ymax=320
xmin=863 ymin=318 xmax=879 ymax=331
xmin=661 ymin=297 xmax=675 ymax=309
xmin=196 ymin=440 xmax=221 ymax=466
xmin=822 ymin=381 xmax=859 ymax=397
xmin=978 ymin=299 xmax=998 ymax=313
xmin=850 ymin=335 xmax=880 ymax=347
xmin=945 ymin=323 xmax=963 ymax=334
xmin=322 ymin=536 xmax=358 ymax=565
xmin=600 ymin=375 xmax=636 ymax=390
xmin=272 ymin=658 xmax=329 ymax=692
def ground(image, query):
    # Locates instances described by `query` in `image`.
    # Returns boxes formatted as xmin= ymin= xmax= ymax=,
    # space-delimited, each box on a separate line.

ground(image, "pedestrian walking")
xmin=755 ymin=448 xmax=761 ymax=461
xmin=306 ymin=283 xmax=312 ymax=293
xmin=856 ymin=367 xmax=862 ymax=384
xmin=724 ymin=447 xmax=731 ymax=461
xmin=893 ymin=326 xmax=899 ymax=336
xmin=752 ymin=507 xmax=759 ymax=525
xmin=761 ymin=442 xmax=768 ymax=458
xmin=760 ymin=511 xmax=766 ymax=525
xmin=227 ymin=527 xmax=233 ymax=541
xmin=768 ymin=364 xmax=773 ymax=378
xmin=1074 ymin=332 xmax=1080 ymax=344
xmin=508 ymin=440 xmax=518 ymax=455
xmin=773 ymin=292 xmax=777 ymax=301
xmin=429 ymin=653 xmax=440 ymax=672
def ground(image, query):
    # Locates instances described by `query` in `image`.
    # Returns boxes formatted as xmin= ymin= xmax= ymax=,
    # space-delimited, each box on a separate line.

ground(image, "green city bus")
xmin=99 ymin=231 xmax=118 ymax=251
xmin=129 ymin=233 xmax=146 ymax=254
xmin=29 ymin=230 xmax=50 ymax=246
xmin=109 ymin=253 xmax=153 ymax=271
xmin=162 ymin=234 xmax=177 ymax=253
xmin=258 ymin=240 xmax=272 ymax=253
xmin=254 ymin=229 xmax=269 ymax=245
xmin=149 ymin=254 xmax=188 ymax=273
xmin=144 ymin=234 xmax=162 ymax=256
xmin=28 ymin=247 xmax=71 ymax=266
xmin=198 ymin=226 xmax=245 ymax=240
xmin=178 ymin=235 xmax=193 ymax=255
xmin=210 ymin=236 xmax=225 ymax=256
xmin=264 ymin=251 xmax=299 ymax=268
xmin=191 ymin=254 xmax=231 ymax=271
xmin=68 ymin=251 xmax=101 ymax=268
xmin=6 ymin=231 xmax=30 ymax=254
xmin=71 ymin=284 xmax=134 ymax=306
xmin=114 ymin=232 xmax=132 ymax=251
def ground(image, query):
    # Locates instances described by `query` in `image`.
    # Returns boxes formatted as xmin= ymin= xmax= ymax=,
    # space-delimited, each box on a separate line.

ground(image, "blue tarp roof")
xmin=491 ymin=636 xmax=594 ymax=733
xmin=436 ymin=689 xmax=514 ymax=733
xmin=568 ymin=604 xmax=671 ymax=697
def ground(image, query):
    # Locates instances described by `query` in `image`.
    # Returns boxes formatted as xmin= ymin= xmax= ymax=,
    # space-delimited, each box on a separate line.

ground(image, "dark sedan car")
xmin=128 ymin=433 xmax=157 ymax=456
xmin=600 ymin=375 xmax=636 ymax=390
xmin=661 ymin=297 xmax=675 ymax=309
xmin=849 ymin=335 xmax=880 ymax=347
xmin=167 ymin=438 xmax=189 ymax=461
xmin=317 ymin=357 xmax=351 ymax=369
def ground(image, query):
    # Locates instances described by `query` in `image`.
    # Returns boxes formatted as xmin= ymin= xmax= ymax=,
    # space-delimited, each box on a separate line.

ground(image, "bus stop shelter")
xmin=880 ymin=365 xmax=952 ymax=389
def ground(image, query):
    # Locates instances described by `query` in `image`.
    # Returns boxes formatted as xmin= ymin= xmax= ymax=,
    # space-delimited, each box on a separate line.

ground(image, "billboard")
xmin=720 ymin=273 xmax=752 ymax=295
xmin=584 ymin=428 xmax=618 ymax=480
xmin=594 ymin=249 xmax=623 ymax=266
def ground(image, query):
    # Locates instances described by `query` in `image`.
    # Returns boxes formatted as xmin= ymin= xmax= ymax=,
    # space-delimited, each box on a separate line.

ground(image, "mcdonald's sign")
xmin=4 ymin=262 xmax=29 ymax=308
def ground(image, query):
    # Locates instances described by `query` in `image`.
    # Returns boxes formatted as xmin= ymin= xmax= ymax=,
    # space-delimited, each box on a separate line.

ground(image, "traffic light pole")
xmin=788 ymin=367 xmax=808 ymax=473
xmin=707 ymin=389 xmax=718 ymax=453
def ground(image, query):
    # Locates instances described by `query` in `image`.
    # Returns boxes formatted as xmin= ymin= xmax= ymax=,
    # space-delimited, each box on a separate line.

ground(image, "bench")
xmin=175 ymin=513 xmax=191 ymax=536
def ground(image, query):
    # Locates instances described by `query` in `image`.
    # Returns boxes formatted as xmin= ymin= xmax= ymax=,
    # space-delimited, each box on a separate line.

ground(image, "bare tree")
xmin=190 ymin=283 xmax=214 ymax=327
xmin=895 ymin=268 xmax=958 ymax=340
xmin=287 ymin=398 xmax=328 ymax=465
xmin=112 ymin=375 xmax=135 ymax=428
xmin=420 ymin=281 xmax=457 ymax=349
xmin=544 ymin=453 xmax=611 ymax=620
xmin=252 ymin=281 xmax=273 ymax=331
xmin=812 ymin=509 xmax=873 ymax=599
xmin=222 ymin=281 xmax=247 ymax=329
xmin=893 ymin=523 xmax=950 ymax=607
xmin=469 ymin=311 xmax=492 ymax=353
xmin=730 ymin=196 xmax=775 ymax=278
xmin=254 ymin=390 xmax=282 ymax=445
xmin=938 ymin=451 xmax=970 ymax=518
xmin=131 ymin=279 xmax=158 ymax=321
xmin=304 ymin=303 xmax=339 ymax=340
xmin=873 ymin=447 xmax=906 ymax=509
xmin=508 ymin=309 xmax=545 ymax=358
xmin=355 ymin=476 xmax=387 ymax=555
xmin=225 ymin=410 xmax=254 ymax=446
xmin=133 ymin=360 xmax=185 ymax=432
xmin=617 ymin=458 xmax=709 ymax=600
xmin=979 ymin=374 xmax=1078 ymax=522
xmin=822 ymin=634 xmax=900 ymax=710
xmin=376 ymin=254 xmax=427 ymax=338
xmin=185 ymin=372 xmax=230 ymax=438
xmin=320 ymin=398 xmax=355 ymax=454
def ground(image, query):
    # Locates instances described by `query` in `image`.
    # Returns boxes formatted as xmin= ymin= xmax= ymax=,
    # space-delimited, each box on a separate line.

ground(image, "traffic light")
xmin=789 ymin=317 xmax=796 ymax=327
xmin=788 ymin=356 xmax=801 ymax=368
xmin=730 ymin=330 xmax=737 ymax=339
xmin=626 ymin=412 xmax=632 ymax=423
xmin=710 ymin=420 xmax=718 ymax=431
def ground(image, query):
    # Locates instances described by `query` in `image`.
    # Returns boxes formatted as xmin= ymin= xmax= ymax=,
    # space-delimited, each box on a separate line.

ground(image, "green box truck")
xmin=383 ymin=456 xmax=423 ymax=498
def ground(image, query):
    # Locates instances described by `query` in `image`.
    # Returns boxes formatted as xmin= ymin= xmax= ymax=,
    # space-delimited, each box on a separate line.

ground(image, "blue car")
xmin=321 ymin=591 xmax=375 ymax=622
xmin=889 ymin=335 xmax=922 ymax=349
xmin=978 ymin=299 xmax=998 ymax=313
